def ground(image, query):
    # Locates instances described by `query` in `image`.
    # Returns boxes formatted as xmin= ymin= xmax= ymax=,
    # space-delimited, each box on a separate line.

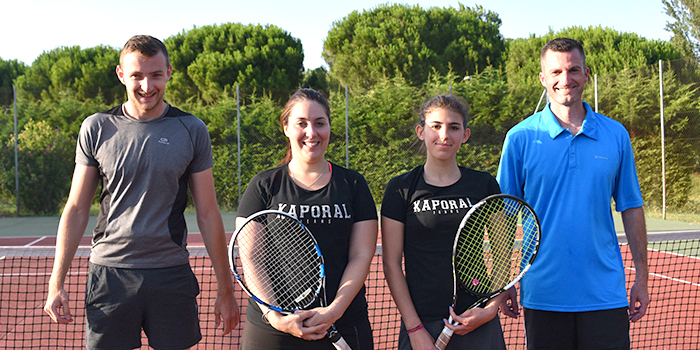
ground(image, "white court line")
xmin=25 ymin=236 xmax=48 ymax=246
xmin=0 ymin=270 xmax=88 ymax=278
xmin=649 ymin=247 xmax=700 ymax=261
xmin=649 ymin=246 xmax=699 ymax=287
xmin=621 ymin=243 xmax=700 ymax=287
xmin=627 ymin=246 xmax=700 ymax=289
xmin=626 ymin=267 xmax=700 ymax=287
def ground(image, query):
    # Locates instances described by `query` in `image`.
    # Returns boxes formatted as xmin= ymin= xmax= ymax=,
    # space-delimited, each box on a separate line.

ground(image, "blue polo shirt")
xmin=496 ymin=101 xmax=644 ymax=312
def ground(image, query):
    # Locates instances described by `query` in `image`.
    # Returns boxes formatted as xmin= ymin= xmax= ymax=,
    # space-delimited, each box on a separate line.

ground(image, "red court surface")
xmin=1 ymin=234 xmax=699 ymax=349
xmin=0 ymin=232 xmax=229 ymax=248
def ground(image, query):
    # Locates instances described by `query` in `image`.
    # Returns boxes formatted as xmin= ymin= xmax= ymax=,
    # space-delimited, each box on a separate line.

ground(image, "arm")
xmin=496 ymin=134 xmax=524 ymax=199
xmin=499 ymin=287 xmax=520 ymax=318
xmin=448 ymin=209 xmax=511 ymax=334
xmin=496 ymin=135 xmax=524 ymax=319
xmin=381 ymin=216 xmax=436 ymax=350
xmin=44 ymin=164 xmax=99 ymax=323
xmin=235 ymin=216 xmax=328 ymax=340
xmin=190 ymin=168 xmax=240 ymax=335
xmin=304 ymin=219 xmax=379 ymax=330
xmin=620 ymin=206 xmax=649 ymax=322
xmin=263 ymin=219 xmax=378 ymax=340
xmin=447 ymin=293 xmax=506 ymax=335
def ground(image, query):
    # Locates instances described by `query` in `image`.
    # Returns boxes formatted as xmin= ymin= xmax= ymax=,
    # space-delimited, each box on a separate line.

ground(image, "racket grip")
xmin=328 ymin=327 xmax=352 ymax=350
xmin=434 ymin=316 xmax=457 ymax=350
xmin=331 ymin=336 xmax=352 ymax=350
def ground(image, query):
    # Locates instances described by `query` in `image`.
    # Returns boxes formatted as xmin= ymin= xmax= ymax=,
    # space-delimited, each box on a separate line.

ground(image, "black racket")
xmin=434 ymin=194 xmax=540 ymax=350
xmin=228 ymin=210 xmax=352 ymax=350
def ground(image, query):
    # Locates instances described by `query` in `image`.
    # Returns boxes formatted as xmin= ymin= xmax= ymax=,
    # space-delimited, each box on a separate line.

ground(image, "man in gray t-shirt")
xmin=44 ymin=35 xmax=239 ymax=349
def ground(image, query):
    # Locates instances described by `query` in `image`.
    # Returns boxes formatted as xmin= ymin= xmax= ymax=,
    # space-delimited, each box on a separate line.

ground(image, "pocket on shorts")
xmin=188 ymin=267 xmax=200 ymax=298
xmin=85 ymin=263 xmax=105 ymax=306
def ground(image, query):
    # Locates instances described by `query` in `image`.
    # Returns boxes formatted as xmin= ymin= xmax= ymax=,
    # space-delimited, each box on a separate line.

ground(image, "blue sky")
xmin=1 ymin=0 xmax=673 ymax=70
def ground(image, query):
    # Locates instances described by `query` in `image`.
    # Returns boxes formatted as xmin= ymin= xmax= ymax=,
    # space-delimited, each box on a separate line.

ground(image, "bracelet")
xmin=407 ymin=323 xmax=424 ymax=334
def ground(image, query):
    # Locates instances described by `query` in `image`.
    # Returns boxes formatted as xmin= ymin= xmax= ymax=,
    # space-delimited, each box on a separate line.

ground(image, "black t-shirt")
xmin=381 ymin=165 xmax=500 ymax=321
xmin=238 ymin=162 xmax=377 ymax=329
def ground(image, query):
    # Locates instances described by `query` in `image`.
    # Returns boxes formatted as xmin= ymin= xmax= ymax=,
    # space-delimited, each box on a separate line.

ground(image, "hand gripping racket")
xmin=228 ymin=210 xmax=352 ymax=350
xmin=434 ymin=194 xmax=540 ymax=350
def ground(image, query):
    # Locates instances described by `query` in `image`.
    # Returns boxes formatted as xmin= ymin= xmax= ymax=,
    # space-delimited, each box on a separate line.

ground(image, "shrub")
xmin=0 ymin=119 xmax=74 ymax=215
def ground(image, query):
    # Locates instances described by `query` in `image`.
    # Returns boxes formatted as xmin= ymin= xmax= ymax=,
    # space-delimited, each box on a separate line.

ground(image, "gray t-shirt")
xmin=76 ymin=104 xmax=213 ymax=268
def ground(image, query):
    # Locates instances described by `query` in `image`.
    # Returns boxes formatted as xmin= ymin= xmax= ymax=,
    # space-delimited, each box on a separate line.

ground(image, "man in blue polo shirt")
xmin=496 ymin=38 xmax=649 ymax=349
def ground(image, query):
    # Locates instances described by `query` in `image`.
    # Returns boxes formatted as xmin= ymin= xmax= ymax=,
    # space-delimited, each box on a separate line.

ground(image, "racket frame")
xmin=435 ymin=194 xmax=541 ymax=349
xmin=227 ymin=209 xmax=351 ymax=350
xmin=228 ymin=210 xmax=325 ymax=313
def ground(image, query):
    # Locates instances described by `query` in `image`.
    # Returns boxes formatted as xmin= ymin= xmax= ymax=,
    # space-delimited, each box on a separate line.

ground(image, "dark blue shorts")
xmin=524 ymin=307 xmax=630 ymax=350
xmin=85 ymin=263 xmax=201 ymax=350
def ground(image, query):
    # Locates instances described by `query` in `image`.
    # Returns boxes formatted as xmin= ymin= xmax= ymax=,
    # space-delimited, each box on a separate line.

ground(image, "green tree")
xmin=5 ymin=90 xmax=112 ymax=144
xmin=327 ymin=76 xmax=422 ymax=201
xmin=189 ymin=93 xmax=285 ymax=208
xmin=505 ymin=26 xmax=682 ymax=120
xmin=596 ymin=63 xmax=699 ymax=208
xmin=506 ymin=27 xmax=694 ymax=210
xmin=165 ymin=23 xmax=304 ymax=105
xmin=663 ymin=0 xmax=700 ymax=57
xmin=15 ymin=45 xmax=122 ymax=105
xmin=301 ymin=67 xmax=330 ymax=93
xmin=0 ymin=59 xmax=27 ymax=150
xmin=507 ymin=27 xmax=680 ymax=91
xmin=323 ymin=3 xmax=505 ymax=89
xmin=0 ymin=119 xmax=74 ymax=215
xmin=0 ymin=58 xmax=27 ymax=106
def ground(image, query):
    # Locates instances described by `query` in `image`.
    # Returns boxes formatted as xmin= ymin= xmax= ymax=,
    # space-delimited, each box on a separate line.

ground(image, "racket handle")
xmin=328 ymin=327 xmax=352 ymax=350
xmin=434 ymin=316 xmax=458 ymax=350
xmin=331 ymin=336 xmax=352 ymax=350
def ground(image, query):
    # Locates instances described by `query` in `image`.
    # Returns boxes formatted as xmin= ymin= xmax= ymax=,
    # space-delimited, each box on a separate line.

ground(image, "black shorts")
xmin=241 ymin=300 xmax=374 ymax=350
xmin=85 ymin=263 xmax=201 ymax=350
xmin=524 ymin=307 xmax=630 ymax=350
xmin=397 ymin=316 xmax=506 ymax=350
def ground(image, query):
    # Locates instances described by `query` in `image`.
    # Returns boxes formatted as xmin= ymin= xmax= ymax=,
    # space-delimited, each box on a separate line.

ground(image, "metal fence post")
xmin=13 ymin=85 xmax=19 ymax=216
xmin=237 ymin=83 xmax=242 ymax=205
xmin=659 ymin=60 xmax=667 ymax=219
xmin=594 ymin=74 xmax=599 ymax=113
xmin=345 ymin=84 xmax=349 ymax=169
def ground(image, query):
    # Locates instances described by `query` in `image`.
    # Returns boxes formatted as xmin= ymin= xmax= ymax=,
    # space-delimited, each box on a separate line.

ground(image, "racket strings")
xmin=455 ymin=198 xmax=539 ymax=296
xmin=234 ymin=213 xmax=323 ymax=310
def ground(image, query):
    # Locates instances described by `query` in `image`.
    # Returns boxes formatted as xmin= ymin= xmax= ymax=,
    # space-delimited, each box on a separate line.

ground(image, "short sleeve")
xmin=380 ymin=175 xmax=409 ymax=223
xmin=187 ymin=118 xmax=214 ymax=174
xmin=75 ymin=114 xmax=101 ymax=168
xmin=237 ymin=173 xmax=270 ymax=218
xmin=496 ymin=131 xmax=525 ymax=199
xmin=612 ymin=131 xmax=644 ymax=212
xmin=351 ymin=173 xmax=378 ymax=222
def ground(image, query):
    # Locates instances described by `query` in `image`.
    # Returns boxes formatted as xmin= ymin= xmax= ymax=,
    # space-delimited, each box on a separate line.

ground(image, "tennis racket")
xmin=434 ymin=194 xmax=540 ymax=350
xmin=228 ymin=210 xmax=352 ymax=350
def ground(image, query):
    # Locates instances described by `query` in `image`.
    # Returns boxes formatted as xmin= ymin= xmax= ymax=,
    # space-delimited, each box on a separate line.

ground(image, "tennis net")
xmin=1 ymin=231 xmax=698 ymax=349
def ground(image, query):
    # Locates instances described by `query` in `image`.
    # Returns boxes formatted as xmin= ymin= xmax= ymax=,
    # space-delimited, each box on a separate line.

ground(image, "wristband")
xmin=407 ymin=323 xmax=424 ymax=334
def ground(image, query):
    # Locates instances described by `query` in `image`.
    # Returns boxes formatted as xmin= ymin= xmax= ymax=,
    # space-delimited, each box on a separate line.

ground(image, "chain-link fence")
xmin=586 ymin=57 xmax=700 ymax=220
xmin=210 ymin=58 xmax=699 ymax=220
xmin=2 ymin=58 xmax=699 ymax=219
